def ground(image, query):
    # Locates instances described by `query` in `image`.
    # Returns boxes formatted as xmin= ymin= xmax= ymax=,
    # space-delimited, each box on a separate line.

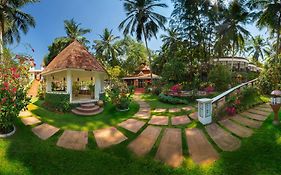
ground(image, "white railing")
xmin=212 ymin=78 xmax=258 ymax=104
xmin=197 ymin=78 xmax=258 ymax=125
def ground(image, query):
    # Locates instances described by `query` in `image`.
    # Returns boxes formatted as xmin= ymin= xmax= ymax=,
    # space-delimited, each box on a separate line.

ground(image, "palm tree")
xmin=119 ymin=0 xmax=167 ymax=80
xmin=0 ymin=0 xmax=38 ymax=62
xmin=248 ymin=0 xmax=281 ymax=63
xmin=161 ymin=28 xmax=181 ymax=50
xmin=246 ymin=35 xmax=270 ymax=62
xmin=216 ymin=0 xmax=251 ymax=71
xmin=63 ymin=18 xmax=91 ymax=45
xmin=93 ymin=28 xmax=121 ymax=67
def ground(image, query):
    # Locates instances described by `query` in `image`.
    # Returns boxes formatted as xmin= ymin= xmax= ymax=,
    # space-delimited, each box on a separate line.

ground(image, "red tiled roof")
xmin=42 ymin=40 xmax=106 ymax=74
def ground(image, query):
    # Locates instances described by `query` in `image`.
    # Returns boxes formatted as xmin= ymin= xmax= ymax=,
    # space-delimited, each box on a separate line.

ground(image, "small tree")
xmin=208 ymin=65 xmax=232 ymax=92
xmin=0 ymin=55 xmax=30 ymax=134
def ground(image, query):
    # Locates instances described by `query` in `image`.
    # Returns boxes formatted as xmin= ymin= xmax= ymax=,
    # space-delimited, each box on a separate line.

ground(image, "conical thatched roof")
xmin=42 ymin=40 xmax=106 ymax=74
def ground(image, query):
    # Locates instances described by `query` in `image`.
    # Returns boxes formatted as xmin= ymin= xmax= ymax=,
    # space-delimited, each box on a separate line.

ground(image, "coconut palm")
xmin=0 ymin=0 xmax=38 ymax=62
xmin=248 ymin=0 xmax=281 ymax=63
xmin=93 ymin=28 xmax=121 ymax=67
xmin=216 ymin=0 xmax=251 ymax=71
xmin=246 ymin=35 xmax=270 ymax=62
xmin=161 ymin=28 xmax=181 ymax=50
xmin=119 ymin=0 xmax=167 ymax=80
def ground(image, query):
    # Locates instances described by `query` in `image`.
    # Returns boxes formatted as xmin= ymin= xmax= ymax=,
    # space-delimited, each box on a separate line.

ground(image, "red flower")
xmin=12 ymin=73 xmax=20 ymax=79
xmin=3 ymin=82 xmax=8 ymax=87
xmin=2 ymin=97 xmax=7 ymax=103
xmin=12 ymin=87 xmax=17 ymax=93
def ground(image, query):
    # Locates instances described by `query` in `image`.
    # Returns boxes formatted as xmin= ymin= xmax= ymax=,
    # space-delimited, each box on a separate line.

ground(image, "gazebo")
xmin=41 ymin=40 xmax=107 ymax=103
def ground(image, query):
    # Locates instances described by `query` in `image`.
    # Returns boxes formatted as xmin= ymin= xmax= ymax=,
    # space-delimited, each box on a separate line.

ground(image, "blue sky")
xmin=10 ymin=0 xmax=266 ymax=68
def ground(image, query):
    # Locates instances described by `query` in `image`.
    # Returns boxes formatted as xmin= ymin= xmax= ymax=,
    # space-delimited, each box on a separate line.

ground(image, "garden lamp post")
xmin=270 ymin=90 xmax=281 ymax=125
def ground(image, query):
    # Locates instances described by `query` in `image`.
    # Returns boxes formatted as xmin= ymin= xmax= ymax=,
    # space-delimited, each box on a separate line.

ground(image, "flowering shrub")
xmin=106 ymin=80 xmax=134 ymax=110
xmin=171 ymin=84 xmax=182 ymax=93
xmin=0 ymin=56 xmax=30 ymax=134
xmin=204 ymin=86 xmax=215 ymax=93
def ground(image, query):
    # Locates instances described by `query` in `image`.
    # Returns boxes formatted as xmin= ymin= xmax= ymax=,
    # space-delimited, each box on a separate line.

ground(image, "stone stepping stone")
xmin=134 ymin=111 xmax=150 ymax=119
xmin=155 ymin=128 xmax=183 ymax=167
xmin=189 ymin=112 xmax=198 ymax=120
xmin=118 ymin=119 xmax=146 ymax=133
xmin=128 ymin=126 xmax=162 ymax=156
xmin=248 ymin=109 xmax=269 ymax=116
xmin=205 ymin=123 xmax=241 ymax=151
xmin=242 ymin=111 xmax=267 ymax=121
xmin=231 ymin=115 xmax=262 ymax=129
xmin=254 ymin=107 xmax=271 ymax=112
xmin=171 ymin=115 xmax=191 ymax=126
xmin=259 ymin=104 xmax=271 ymax=109
xmin=168 ymin=108 xmax=181 ymax=113
xmin=148 ymin=116 xmax=169 ymax=126
xmin=19 ymin=110 xmax=33 ymax=117
xmin=139 ymin=108 xmax=150 ymax=113
xmin=56 ymin=130 xmax=88 ymax=150
xmin=185 ymin=128 xmax=219 ymax=164
xmin=219 ymin=119 xmax=253 ymax=138
xmin=93 ymin=127 xmax=127 ymax=148
xmin=153 ymin=108 xmax=167 ymax=113
xmin=32 ymin=123 xmax=60 ymax=140
xmin=21 ymin=117 xmax=41 ymax=126
xmin=182 ymin=106 xmax=194 ymax=111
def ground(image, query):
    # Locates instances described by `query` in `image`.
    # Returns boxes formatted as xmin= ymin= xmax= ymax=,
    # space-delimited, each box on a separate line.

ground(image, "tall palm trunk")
xmin=231 ymin=40 xmax=235 ymax=72
xmin=142 ymin=28 xmax=153 ymax=83
xmin=0 ymin=20 xmax=3 ymax=64
xmin=276 ymin=15 xmax=281 ymax=64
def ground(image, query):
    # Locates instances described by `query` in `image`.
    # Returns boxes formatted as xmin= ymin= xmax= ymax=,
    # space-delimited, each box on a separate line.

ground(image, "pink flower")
xmin=3 ymin=82 xmax=8 ymax=87
xmin=2 ymin=98 xmax=7 ymax=103
xmin=12 ymin=87 xmax=17 ymax=93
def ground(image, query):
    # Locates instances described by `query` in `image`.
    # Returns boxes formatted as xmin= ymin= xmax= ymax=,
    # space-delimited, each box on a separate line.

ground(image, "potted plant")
xmin=0 ymin=60 xmax=30 ymax=137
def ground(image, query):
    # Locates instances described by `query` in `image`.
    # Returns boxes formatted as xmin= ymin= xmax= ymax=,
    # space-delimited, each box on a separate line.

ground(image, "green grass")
xmin=1 ymin=112 xmax=281 ymax=174
xmin=140 ymin=94 xmax=196 ymax=109
xmin=24 ymin=100 xmax=139 ymax=131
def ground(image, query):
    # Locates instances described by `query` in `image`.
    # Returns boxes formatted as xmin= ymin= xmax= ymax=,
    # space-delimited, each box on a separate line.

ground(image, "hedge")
xmin=158 ymin=93 xmax=189 ymax=104
xmin=45 ymin=93 xmax=70 ymax=112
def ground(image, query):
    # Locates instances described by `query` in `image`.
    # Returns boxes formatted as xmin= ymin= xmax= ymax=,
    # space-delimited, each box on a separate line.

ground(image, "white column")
xmin=197 ymin=98 xmax=213 ymax=125
xmin=66 ymin=70 xmax=72 ymax=102
xmin=95 ymin=74 xmax=101 ymax=100
xmin=46 ymin=76 xmax=52 ymax=92
xmin=100 ymin=75 xmax=105 ymax=92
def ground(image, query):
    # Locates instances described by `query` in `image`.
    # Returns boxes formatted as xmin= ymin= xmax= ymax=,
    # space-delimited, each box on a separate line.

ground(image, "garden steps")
xmin=219 ymin=119 xmax=253 ymax=138
xmin=231 ymin=115 xmax=262 ymax=129
xmin=171 ymin=115 xmax=191 ymax=126
xmin=21 ymin=116 xmax=41 ymax=126
xmin=185 ymin=128 xmax=219 ymax=164
xmin=27 ymin=80 xmax=40 ymax=98
xmin=72 ymin=108 xmax=104 ymax=116
xmin=148 ymin=116 xmax=169 ymax=126
xmin=205 ymin=123 xmax=241 ymax=151
xmin=189 ymin=112 xmax=198 ymax=120
xmin=253 ymin=106 xmax=272 ymax=112
xmin=72 ymin=102 xmax=103 ymax=116
xmin=241 ymin=111 xmax=267 ymax=121
xmin=155 ymin=128 xmax=183 ymax=167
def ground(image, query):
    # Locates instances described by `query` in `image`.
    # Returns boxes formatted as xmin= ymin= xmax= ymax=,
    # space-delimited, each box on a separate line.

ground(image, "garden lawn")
xmin=1 ymin=111 xmax=281 ymax=175
xmin=140 ymin=94 xmax=196 ymax=109
xmin=24 ymin=100 xmax=139 ymax=131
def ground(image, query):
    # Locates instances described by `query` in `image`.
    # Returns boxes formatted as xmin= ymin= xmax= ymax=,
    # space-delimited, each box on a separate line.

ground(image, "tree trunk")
xmin=0 ymin=20 xmax=3 ymax=64
xmin=231 ymin=40 xmax=235 ymax=72
xmin=276 ymin=15 xmax=281 ymax=64
xmin=142 ymin=28 xmax=153 ymax=83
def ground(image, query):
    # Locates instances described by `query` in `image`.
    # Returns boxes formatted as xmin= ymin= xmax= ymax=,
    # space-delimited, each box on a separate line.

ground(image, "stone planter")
xmin=0 ymin=125 xmax=16 ymax=138
xmin=116 ymin=107 xmax=130 ymax=112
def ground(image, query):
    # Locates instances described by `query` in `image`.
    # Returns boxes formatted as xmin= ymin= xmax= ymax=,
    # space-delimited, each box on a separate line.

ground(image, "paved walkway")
xmin=155 ymin=128 xmax=183 ymax=167
xmin=20 ymin=95 xmax=272 ymax=168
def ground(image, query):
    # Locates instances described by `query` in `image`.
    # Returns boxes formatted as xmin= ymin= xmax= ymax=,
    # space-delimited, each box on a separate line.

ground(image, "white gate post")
xmin=197 ymin=98 xmax=213 ymax=125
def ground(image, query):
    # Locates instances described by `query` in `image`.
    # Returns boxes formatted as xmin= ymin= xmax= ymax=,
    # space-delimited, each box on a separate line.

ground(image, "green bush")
xmin=158 ymin=93 xmax=189 ymax=104
xmin=208 ymin=65 xmax=232 ymax=92
xmin=45 ymin=93 xmax=70 ymax=112
xmin=257 ymin=65 xmax=281 ymax=95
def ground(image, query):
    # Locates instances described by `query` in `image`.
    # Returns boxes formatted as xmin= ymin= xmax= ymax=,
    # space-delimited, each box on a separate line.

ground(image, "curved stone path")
xmin=19 ymin=96 xmax=272 ymax=167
